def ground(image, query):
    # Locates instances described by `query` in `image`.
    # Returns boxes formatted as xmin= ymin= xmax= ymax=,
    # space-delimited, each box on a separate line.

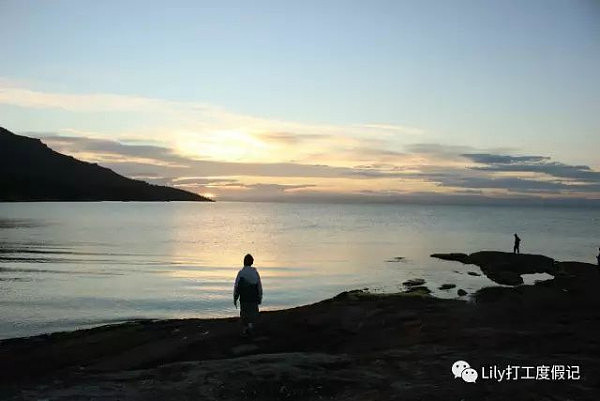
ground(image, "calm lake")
xmin=1 ymin=202 xmax=598 ymax=339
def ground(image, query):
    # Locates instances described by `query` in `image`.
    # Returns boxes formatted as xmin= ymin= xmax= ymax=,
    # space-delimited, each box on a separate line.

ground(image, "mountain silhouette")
xmin=0 ymin=127 xmax=212 ymax=202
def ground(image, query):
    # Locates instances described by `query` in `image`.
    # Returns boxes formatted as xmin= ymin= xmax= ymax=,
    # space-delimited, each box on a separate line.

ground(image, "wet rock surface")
xmin=432 ymin=251 xmax=558 ymax=286
xmin=402 ymin=278 xmax=426 ymax=287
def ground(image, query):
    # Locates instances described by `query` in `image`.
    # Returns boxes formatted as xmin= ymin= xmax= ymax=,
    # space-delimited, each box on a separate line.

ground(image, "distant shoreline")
xmin=4 ymin=199 xmax=600 ymax=208
xmin=0 ymin=199 xmax=214 ymax=203
xmin=1 ymin=128 xmax=213 ymax=203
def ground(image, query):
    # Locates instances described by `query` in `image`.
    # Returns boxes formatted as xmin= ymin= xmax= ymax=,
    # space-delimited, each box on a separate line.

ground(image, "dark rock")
xmin=467 ymin=271 xmax=481 ymax=276
xmin=402 ymin=278 xmax=425 ymax=287
xmin=433 ymin=251 xmax=556 ymax=286
xmin=385 ymin=257 xmax=405 ymax=262
xmin=402 ymin=286 xmax=431 ymax=295
xmin=438 ymin=284 xmax=456 ymax=290
xmin=457 ymin=289 xmax=468 ymax=296
xmin=470 ymin=252 xmax=555 ymax=286
xmin=431 ymin=253 xmax=471 ymax=264
xmin=484 ymin=270 xmax=523 ymax=286
xmin=230 ymin=344 xmax=259 ymax=356
xmin=333 ymin=289 xmax=368 ymax=300
xmin=469 ymin=251 xmax=555 ymax=275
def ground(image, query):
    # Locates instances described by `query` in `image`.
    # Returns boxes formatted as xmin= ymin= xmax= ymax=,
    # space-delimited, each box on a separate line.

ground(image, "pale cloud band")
xmin=1 ymin=81 xmax=599 ymax=204
xmin=34 ymin=133 xmax=600 ymax=203
xmin=0 ymin=82 xmax=423 ymax=164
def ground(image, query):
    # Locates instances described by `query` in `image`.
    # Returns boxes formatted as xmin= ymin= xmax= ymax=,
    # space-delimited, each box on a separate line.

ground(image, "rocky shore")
xmin=431 ymin=251 xmax=557 ymax=286
xmin=1 ymin=252 xmax=599 ymax=400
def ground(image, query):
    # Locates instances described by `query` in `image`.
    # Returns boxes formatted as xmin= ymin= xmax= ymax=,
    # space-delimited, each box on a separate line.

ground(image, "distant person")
xmin=513 ymin=233 xmax=521 ymax=254
xmin=597 ymin=247 xmax=600 ymax=267
xmin=233 ymin=254 xmax=263 ymax=337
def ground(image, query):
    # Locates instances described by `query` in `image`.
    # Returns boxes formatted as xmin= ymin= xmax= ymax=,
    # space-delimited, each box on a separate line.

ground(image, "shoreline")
xmin=0 ymin=251 xmax=572 ymax=342
xmin=2 ymin=251 xmax=600 ymax=400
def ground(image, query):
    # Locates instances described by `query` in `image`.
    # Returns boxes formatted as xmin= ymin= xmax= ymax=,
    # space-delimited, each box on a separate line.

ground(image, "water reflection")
xmin=0 ymin=201 xmax=596 ymax=339
xmin=0 ymin=218 xmax=49 ymax=229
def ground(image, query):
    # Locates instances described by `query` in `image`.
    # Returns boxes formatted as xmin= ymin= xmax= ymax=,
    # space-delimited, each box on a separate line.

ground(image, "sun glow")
xmin=176 ymin=130 xmax=269 ymax=162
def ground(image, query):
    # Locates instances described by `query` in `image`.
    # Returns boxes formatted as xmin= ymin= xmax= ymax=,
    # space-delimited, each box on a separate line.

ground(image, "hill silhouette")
xmin=0 ymin=127 xmax=212 ymax=202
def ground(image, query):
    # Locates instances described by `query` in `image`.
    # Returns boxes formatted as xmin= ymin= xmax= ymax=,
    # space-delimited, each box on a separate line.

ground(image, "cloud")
xmin=4 ymin=79 xmax=597 ymax=204
xmin=254 ymin=132 xmax=330 ymax=145
xmin=463 ymin=153 xmax=550 ymax=164
xmin=435 ymin=175 xmax=600 ymax=194
xmin=0 ymin=83 xmax=421 ymax=138
xmin=36 ymin=134 xmax=356 ymax=179
xmin=462 ymin=152 xmax=600 ymax=182
xmin=0 ymin=87 xmax=188 ymax=113
xmin=172 ymin=177 xmax=238 ymax=185
xmin=38 ymin=134 xmax=189 ymax=166
xmin=2 ymin=82 xmax=430 ymax=167
xmin=34 ymin=133 xmax=600 ymax=201
xmin=345 ymin=169 xmax=409 ymax=178
xmin=358 ymin=124 xmax=424 ymax=135
xmin=236 ymin=183 xmax=316 ymax=192
xmin=406 ymin=143 xmax=475 ymax=156
xmin=36 ymin=134 xmax=138 ymax=159
xmin=179 ymin=182 xmax=318 ymax=201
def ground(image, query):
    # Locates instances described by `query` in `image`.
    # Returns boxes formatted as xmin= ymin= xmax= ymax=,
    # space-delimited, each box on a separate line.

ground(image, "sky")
xmin=1 ymin=0 xmax=599 ymax=203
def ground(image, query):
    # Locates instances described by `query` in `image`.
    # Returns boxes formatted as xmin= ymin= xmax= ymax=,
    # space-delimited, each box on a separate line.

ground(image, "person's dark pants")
xmin=240 ymin=302 xmax=259 ymax=333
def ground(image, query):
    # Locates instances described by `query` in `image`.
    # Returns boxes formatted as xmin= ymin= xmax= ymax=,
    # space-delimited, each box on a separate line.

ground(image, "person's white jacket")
xmin=233 ymin=265 xmax=263 ymax=304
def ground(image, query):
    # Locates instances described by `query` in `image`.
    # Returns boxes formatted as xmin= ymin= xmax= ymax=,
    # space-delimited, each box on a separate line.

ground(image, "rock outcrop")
xmin=432 ymin=251 xmax=557 ymax=286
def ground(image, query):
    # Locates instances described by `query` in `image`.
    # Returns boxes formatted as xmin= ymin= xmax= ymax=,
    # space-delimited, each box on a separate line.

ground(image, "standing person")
xmin=596 ymin=247 xmax=600 ymax=267
xmin=513 ymin=233 xmax=521 ymax=254
xmin=233 ymin=254 xmax=263 ymax=337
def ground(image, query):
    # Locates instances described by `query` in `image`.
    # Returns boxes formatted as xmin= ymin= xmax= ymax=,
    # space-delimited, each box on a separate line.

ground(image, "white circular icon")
xmin=452 ymin=360 xmax=470 ymax=378
xmin=461 ymin=367 xmax=478 ymax=383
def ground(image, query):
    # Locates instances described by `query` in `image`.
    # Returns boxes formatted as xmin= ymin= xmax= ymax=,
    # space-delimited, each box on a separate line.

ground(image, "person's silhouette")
xmin=596 ymin=247 xmax=599 ymax=267
xmin=233 ymin=254 xmax=263 ymax=337
xmin=513 ymin=233 xmax=521 ymax=254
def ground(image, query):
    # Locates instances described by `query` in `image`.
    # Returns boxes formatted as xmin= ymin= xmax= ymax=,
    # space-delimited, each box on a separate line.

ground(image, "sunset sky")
xmin=1 ymin=0 xmax=599 ymax=203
